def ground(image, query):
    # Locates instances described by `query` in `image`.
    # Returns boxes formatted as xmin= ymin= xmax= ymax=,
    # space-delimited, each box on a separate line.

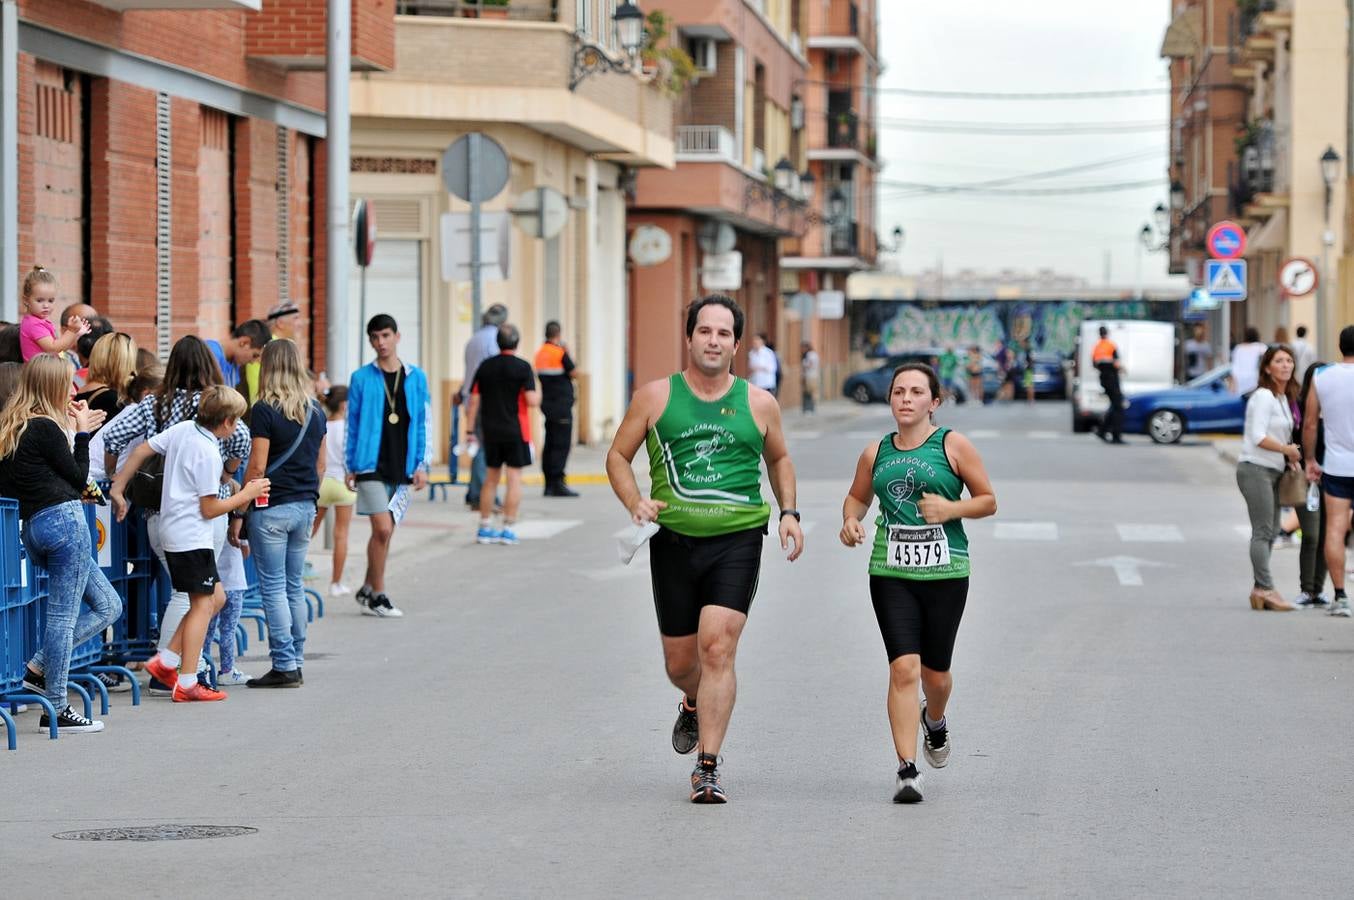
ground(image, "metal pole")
xmin=469 ymin=133 xmax=483 ymax=327
xmin=0 ymin=1 xmax=17 ymax=322
xmin=325 ymin=0 xmax=352 ymax=381
xmin=359 ymin=264 xmax=367 ymax=367
xmin=1321 ymin=230 xmax=1334 ymax=358
xmin=1134 ymin=241 xmax=1143 ymax=301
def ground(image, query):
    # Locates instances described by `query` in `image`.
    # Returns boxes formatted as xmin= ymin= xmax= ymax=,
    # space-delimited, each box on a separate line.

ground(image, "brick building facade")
xmin=8 ymin=0 xmax=394 ymax=368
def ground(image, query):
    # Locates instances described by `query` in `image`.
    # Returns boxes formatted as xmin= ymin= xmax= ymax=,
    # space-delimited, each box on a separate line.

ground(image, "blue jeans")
xmin=251 ymin=501 xmax=316 ymax=672
xmin=22 ymin=501 xmax=123 ymax=707
xmin=205 ymin=589 xmax=246 ymax=674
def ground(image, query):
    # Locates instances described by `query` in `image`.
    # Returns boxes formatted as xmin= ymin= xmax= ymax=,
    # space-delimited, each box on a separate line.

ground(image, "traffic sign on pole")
xmin=1206 ymin=221 xmax=1247 ymax=259
xmin=1205 ymin=258 xmax=1247 ymax=300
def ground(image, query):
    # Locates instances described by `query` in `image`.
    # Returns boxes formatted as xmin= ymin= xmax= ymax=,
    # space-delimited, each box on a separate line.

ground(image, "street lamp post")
xmin=1320 ymin=145 xmax=1341 ymax=357
xmin=570 ymin=2 xmax=647 ymax=91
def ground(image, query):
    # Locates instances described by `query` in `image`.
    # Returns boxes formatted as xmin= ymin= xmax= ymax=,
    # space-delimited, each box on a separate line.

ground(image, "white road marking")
xmin=1074 ymin=555 xmax=1170 ymax=587
xmin=994 ymin=521 xmax=1059 ymax=541
xmin=1116 ymin=524 xmax=1185 ymax=543
xmin=508 ymin=520 xmax=583 ymax=540
xmin=786 ymin=431 xmax=822 ymax=440
xmin=1026 ymin=431 xmax=1060 ymax=440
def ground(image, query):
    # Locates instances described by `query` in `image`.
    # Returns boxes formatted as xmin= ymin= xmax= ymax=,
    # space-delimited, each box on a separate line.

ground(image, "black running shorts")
xmin=648 ymin=526 xmax=764 ymax=637
xmin=164 ymin=549 xmax=221 ymax=596
xmin=484 ymin=438 xmax=531 ymax=469
xmin=869 ymin=576 xmax=969 ymax=669
xmin=1322 ymin=473 xmax=1354 ymax=501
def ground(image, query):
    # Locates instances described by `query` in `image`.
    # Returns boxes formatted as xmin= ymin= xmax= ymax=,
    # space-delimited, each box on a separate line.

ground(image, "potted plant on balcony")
xmin=640 ymin=10 xmax=696 ymax=96
xmin=479 ymin=0 xmax=510 ymax=19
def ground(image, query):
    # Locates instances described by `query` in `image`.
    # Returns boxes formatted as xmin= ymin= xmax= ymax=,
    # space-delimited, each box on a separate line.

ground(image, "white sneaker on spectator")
xmin=221 ymin=669 xmax=250 ymax=685
xmin=329 ymin=582 xmax=352 ymax=598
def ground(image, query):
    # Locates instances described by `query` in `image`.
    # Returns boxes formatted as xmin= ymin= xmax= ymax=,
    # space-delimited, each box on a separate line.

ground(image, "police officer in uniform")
xmin=534 ymin=321 xmax=578 ymax=497
xmin=1092 ymin=326 xmax=1125 ymax=444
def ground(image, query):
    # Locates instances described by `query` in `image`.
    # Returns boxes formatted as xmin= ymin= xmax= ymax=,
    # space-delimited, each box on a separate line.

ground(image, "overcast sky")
xmin=877 ymin=0 xmax=1187 ymax=289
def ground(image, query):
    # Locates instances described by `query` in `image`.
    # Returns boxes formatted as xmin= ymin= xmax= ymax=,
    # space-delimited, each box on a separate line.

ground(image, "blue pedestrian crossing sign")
xmin=1205 ymin=258 xmax=1247 ymax=300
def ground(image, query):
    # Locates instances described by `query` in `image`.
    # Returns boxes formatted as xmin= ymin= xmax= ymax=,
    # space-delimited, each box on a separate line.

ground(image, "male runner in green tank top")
xmin=607 ymin=295 xmax=805 ymax=804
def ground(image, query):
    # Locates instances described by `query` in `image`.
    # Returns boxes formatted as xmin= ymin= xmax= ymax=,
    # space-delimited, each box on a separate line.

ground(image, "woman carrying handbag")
xmin=1236 ymin=344 xmax=1302 ymax=611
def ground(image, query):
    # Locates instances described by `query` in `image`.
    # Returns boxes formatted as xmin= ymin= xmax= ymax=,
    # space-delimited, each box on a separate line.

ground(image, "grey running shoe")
xmin=921 ymin=703 xmax=951 ymax=769
xmin=1330 ymin=598 xmax=1353 ymax=618
xmin=690 ymin=753 xmax=727 ymax=804
xmin=672 ymin=699 xmax=699 ymax=755
xmin=894 ymin=761 xmax=924 ymax=803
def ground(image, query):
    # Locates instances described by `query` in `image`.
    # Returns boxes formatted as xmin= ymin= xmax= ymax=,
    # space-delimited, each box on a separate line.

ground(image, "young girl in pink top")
xmin=19 ymin=266 xmax=90 ymax=362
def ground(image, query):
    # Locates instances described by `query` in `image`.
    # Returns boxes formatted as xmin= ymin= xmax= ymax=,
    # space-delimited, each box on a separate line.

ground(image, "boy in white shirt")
xmin=110 ymin=386 xmax=270 ymax=702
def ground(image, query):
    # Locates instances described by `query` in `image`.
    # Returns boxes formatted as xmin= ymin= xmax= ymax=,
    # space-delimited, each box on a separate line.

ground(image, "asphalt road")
xmin=2 ymin=399 xmax=1350 ymax=898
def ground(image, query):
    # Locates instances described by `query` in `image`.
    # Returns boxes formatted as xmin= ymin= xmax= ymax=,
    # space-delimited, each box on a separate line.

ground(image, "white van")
xmin=1070 ymin=320 xmax=1177 ymax=433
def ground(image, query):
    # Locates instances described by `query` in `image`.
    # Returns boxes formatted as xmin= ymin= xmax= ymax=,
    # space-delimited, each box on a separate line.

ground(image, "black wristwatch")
xmin=780 ymin=509 xmax=801 ymax=522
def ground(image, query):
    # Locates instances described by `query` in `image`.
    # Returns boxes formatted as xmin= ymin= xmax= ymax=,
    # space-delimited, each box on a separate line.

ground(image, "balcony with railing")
xmin=809 ymin=0 xmax=877 ymax=58
xmin=827 ymin=111 xmax=858 ymax=149
xmin=676 ymin=125 xmax=739 ymax=164
xmin=829 ymin=221 xmax=859 ymax=257
xmin=394 ymin=0 xmax=556 ymax=19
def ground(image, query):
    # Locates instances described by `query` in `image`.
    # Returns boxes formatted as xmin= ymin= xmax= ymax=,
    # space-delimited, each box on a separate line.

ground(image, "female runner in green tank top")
xmin=839 ymin=363 xmax=996 ymax=803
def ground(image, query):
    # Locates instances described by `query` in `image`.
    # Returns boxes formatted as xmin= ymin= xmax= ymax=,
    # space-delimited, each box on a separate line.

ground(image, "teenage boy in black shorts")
xmin=112 ymin=386 xmax=270 ymax=702
xmin=467 ymin=324 xmax=540 ymax=546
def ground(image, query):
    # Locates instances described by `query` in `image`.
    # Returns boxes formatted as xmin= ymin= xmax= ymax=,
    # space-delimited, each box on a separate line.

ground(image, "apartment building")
xmin=349 ymin=0 xmax=674 ymax=455
xmin=627 ymin=0 xmax=811 ymax=390
xmin=4 ymin=0 xmax=392 ymax=364
xmin=1165 ymin=0 xmax=1348 ymax=353
xmin=782 ymin=0 xmax=878 ymax=403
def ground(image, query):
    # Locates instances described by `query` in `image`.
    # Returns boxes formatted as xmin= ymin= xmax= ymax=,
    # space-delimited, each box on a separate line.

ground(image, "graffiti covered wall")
xmin=852 ymin=299 xmax=1179 ymax=358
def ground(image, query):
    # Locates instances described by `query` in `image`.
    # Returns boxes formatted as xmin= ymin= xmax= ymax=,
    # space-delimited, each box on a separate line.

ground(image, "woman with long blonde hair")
xmin=0 ymin=354 xmax=121 ymax=733
xmin=75 ymin=331 xmax=138 ymax=428
xmin=241 ymin=339 xmax=327 ymax=688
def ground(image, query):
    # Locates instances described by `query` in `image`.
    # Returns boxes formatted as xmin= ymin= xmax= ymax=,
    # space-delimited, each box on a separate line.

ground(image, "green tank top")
xmin=868 ymin=427 xmax=970 ymax=580
xmin=645 ymin=374 xmax=770 ymax=537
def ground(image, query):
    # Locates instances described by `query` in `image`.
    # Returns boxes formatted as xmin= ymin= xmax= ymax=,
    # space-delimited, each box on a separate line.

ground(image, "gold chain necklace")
xmin=382 ymin=365 xmax=403 ymax=425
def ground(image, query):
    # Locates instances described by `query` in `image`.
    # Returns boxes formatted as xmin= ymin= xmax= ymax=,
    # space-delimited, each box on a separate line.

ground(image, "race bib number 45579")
xmin=886 ymin=524 xmax=950 ymax=569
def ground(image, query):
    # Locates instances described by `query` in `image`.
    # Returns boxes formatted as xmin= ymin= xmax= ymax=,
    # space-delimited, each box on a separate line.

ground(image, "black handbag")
xmin=126 ymin=402 xmax=173 ymax=512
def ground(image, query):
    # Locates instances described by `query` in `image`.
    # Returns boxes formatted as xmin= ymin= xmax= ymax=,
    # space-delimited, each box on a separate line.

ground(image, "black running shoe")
xmin=894 ymin=761 xmax=924 ymax=803
xmin=245 ymin=668 xmax=302 ymax=689
xmin=690 ymin=753 xmax=727 ymax=804
xmin=39 ymin=705 xmax=104 ymax=734
xmin=672 ymin=699 xmax=699 ymax=755
xmin=21 ymin=667 xmax=45 ymax=693
xmin=355 ymin=585 xmax=373 ymax=610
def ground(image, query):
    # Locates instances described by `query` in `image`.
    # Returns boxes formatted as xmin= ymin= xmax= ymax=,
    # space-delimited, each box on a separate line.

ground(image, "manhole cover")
xmin=53 ymin=824 xmax=257 ymax=842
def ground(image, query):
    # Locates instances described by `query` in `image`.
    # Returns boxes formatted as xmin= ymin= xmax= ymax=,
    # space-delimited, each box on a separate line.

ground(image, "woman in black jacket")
xmin=0 ymin=354 xmax=121 ymax=733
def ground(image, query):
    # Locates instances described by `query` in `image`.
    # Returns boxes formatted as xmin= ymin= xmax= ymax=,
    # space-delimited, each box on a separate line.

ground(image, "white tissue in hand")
xmin=617 ymin=520 xmax=661 ymax=565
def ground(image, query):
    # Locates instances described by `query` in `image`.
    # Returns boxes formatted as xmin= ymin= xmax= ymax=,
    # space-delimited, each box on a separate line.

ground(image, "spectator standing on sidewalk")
xmin=469 ymin=324 xmax=540 ymax=545
xmin=1294 ymin=360 xmax=1329 ymax=608
xmin=1184 ymin=324 xmax=1213 ymax=380
xmin=1230 ymin=327 xmax=1267 ymax=396
xmin=966 ymin=346 xmax=984 ymax=405
xmin=0 ymin=355 xmax=119 ymax=733
xmin=533 ymin=321 xmax=578 ymax=497
xmin=1236 ymin=345 xmax=1300 ymax=612
xmin=346 ymin=314 xmax=429 ymax=618
xmin=243 ymin=340 xmax=326 ymax=688
xmin=112 ymin=386 xmax=268 ymax=702
xmin=1304 ymin=325 xmax=1354 ymax=618
xmin=1291 ymin=326 xmax=1316 ymax=381
xmin=312 ymin=386 xmax=357 ymax=596
xmin=205 ymin=319 xmax=271 ymax=390
xmin=802 ymin=342 xmax=822 ymax=413
xmin=74 ymin=331 xmax=138 ymax=427
xmin=748 ymin=333 xmax=779 ymax=398
xmin=460 ymin=303 xmax=508 ymax=511
xmin=103 ymin=336 xmax=252 ymax=693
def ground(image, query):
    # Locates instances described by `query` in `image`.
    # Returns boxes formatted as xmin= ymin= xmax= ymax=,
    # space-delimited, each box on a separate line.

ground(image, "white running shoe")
xmin=894 ymin=761 xmax=924 ymax=803
xmin=220 ymin=669 xmax=251 ymax=685
xmin=920 ymin=703 xmax=951 ymax=769
xmin=1330 ymin=598 xmax=1353 ymax=618
xmin=329 ymin=583 xmax=352 ymax=598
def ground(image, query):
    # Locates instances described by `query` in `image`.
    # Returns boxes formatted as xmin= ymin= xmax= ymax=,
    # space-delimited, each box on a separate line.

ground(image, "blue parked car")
xmin=843 ymin=351 xmax=1002 ymax=404
xmin=1122 ymin=366 xmax=1246 ymax=444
